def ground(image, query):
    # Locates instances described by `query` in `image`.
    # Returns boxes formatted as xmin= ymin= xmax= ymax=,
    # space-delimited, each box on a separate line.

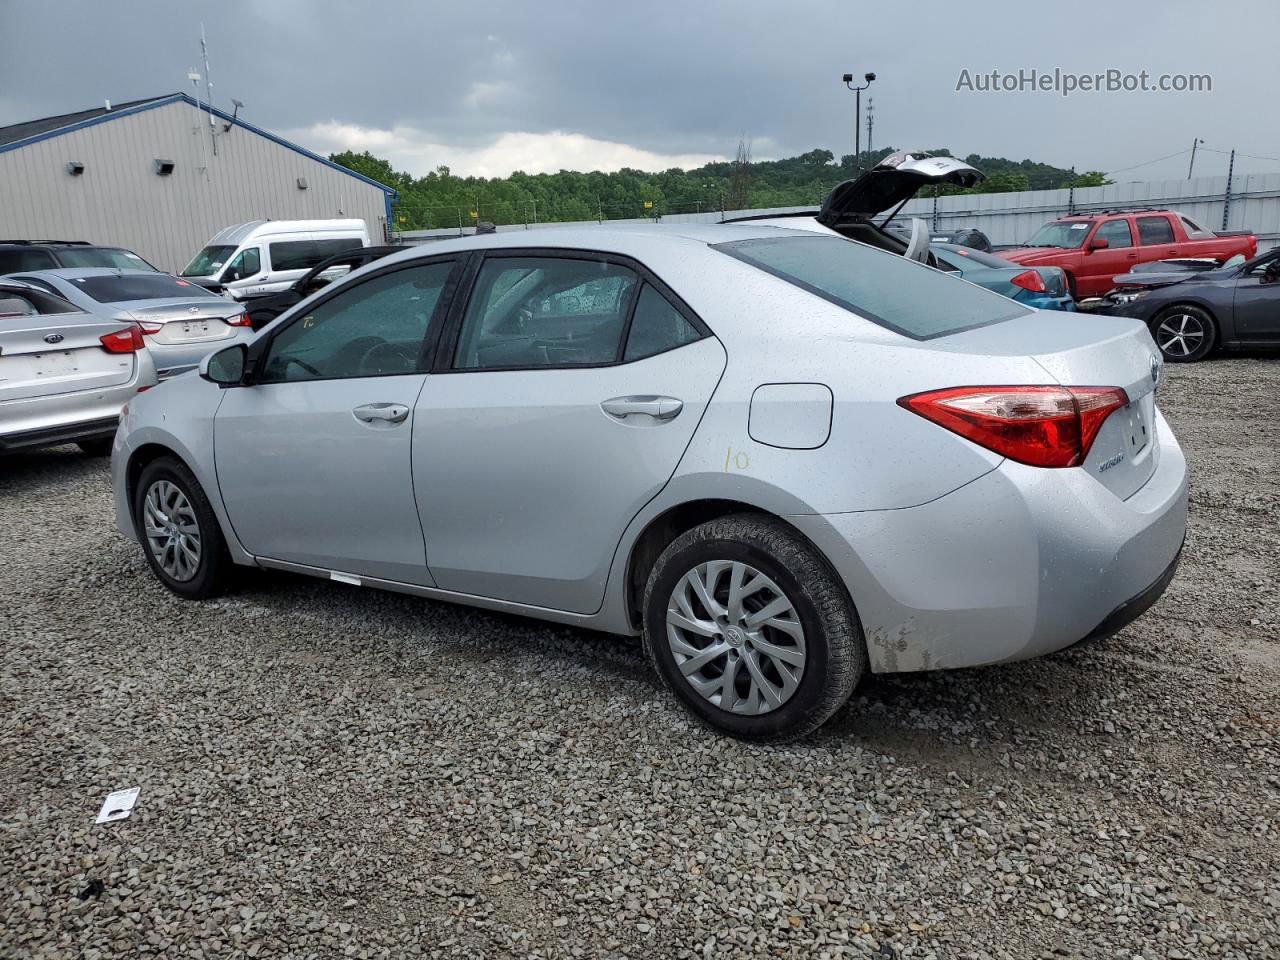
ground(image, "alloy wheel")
xmin=1155 ymin=313 xmax=1206 ymax=358
xmin=143 ymin=480 xmax=202 ymax=582
xmin=666 ymin=560 xmax=806 ymax=715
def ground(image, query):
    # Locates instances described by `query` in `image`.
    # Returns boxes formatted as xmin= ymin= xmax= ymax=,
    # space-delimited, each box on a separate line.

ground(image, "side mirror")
xmin=1088 ymin=236 xmax=1109 ymax=251
xmin=200 ymin=344 xmax=247 ymax=386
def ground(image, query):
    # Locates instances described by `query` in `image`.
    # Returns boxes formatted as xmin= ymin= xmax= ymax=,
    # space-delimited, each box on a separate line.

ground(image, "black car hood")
xmin=1113 ymin=267 xmax=1230 ymax=289
xmin=817 ymin=151 xmax=984 ymax=224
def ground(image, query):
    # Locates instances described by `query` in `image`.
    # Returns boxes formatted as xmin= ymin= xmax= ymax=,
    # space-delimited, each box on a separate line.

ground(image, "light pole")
xmin=1187 ymin=138 xmax=1205 ymax=180
xmin=842 ymin=71 xmax=875 ymax=172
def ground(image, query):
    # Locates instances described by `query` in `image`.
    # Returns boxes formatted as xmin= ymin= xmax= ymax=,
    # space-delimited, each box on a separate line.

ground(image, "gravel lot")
xmin=2 ymin=357 xmax=1277 ymax=960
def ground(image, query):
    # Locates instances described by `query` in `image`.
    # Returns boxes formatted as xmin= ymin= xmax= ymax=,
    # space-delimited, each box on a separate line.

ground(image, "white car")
xmin=112 ymin=224 xmax=1186 ymax=740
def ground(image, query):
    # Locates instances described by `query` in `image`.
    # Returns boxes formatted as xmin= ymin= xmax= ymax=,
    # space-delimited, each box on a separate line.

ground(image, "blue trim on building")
xmin=0 ymin=93 xmax=398 ymax=202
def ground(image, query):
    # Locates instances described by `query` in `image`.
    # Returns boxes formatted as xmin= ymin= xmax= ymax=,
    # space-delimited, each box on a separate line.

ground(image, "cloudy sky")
xmin=2 ymin=0 xmax=1278 ymax=182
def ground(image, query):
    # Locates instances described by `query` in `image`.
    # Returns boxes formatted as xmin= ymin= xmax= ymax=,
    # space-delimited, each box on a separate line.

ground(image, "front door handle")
xmin=353 ymin=402 xmax=409 ymax=423
xmin=601 ymin=395 xmax=683 ymax=421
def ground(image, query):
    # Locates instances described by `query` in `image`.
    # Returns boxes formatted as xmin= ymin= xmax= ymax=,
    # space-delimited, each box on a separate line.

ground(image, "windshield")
xmin=69 ymin=274 xmax=218 ymax=303
xmin=57 ymin=247 xmax=158 ymax=271
xmin=181 ymin=245 xmax=237 ymax=277
xmin=715 ymin=236 xmax=1027 ymax=340
xmin=1025 ymin=221 xmax=1091 ymax=249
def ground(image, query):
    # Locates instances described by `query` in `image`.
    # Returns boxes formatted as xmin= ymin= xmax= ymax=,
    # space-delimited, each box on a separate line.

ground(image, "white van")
xmin=180 ymin=219 xmax=370 ymax=301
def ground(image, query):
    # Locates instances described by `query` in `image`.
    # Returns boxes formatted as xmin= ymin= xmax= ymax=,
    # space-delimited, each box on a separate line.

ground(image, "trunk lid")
xmin=0 ymin=311 xmax=136 ymax=402
xmin=932 ymin=312 xmax=1165 ymax=500
xmin=124 ymin=299 xmax=245 ymax=348
xmin=817 ymin=152 xmax=985 ymax=223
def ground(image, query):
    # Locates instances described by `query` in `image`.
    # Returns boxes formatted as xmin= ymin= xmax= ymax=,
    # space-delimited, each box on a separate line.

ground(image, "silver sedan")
xmin=111 ymin=225 xmax=1187 ymax=740
xmin=7 ymin=268 xmax=253 ymax=379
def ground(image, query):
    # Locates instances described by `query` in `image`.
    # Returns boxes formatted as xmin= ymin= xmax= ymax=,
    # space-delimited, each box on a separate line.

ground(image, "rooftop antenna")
xmin=224 ymin=98 xmax=244 ymax=132
xmin=199 ymin=24 xmax=217 ymax=156
xmin=188 ymin=70 xmax=210 ymax=178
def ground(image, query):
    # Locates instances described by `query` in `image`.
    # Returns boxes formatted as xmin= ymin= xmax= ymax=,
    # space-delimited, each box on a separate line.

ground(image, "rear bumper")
xmin=0 ymin=353 xmax=156 ymax=452
xmin=789 ymin=408 xmax=1188 ymax=672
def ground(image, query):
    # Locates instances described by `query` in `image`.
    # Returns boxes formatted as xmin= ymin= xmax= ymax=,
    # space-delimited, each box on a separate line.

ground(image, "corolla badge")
xmin=43 ymin=334 xmax=64 ymax=344
xmin=1150 ymin=355 xmax=1162 ymax=386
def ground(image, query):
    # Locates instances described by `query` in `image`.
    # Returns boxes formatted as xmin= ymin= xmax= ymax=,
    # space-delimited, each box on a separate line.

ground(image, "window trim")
xmin=433 ymin=247 xmax=711 ymax=375
xmin=244 ymin=254 xmax=464 ymax=387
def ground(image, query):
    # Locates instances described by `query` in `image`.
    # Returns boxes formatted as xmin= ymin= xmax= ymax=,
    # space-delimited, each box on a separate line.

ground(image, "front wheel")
xmin=1151 ymin=305 xmax=1216 ymax=362
xmin=133 ymin=456 xmax=232 ymax=600
xmin=642 ymin=515 xmax=865 ymax=742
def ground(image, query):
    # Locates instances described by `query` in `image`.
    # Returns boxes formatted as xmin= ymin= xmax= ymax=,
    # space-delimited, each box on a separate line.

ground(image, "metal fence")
xmin=397 ymin=171 xmax=1280 ymax=248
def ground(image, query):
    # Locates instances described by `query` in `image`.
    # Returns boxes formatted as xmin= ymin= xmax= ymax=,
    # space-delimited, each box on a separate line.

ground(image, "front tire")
xmin=1151 ymin=305 xmax=1216 ymax=362
xmin=641 ymin=514 xmax=865 ymax=741
xmin=133 ymin=456 xmax=232 ymax=600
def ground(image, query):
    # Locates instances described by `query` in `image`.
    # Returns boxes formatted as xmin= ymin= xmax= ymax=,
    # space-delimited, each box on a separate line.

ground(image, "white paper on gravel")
xmin=95 ymin=786 xmax=140 ymax=824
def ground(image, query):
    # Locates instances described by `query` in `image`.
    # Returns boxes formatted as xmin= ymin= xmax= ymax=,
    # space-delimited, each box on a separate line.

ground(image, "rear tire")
xmin=1150 ymin=305 xmax=1216 ymax=362
xmin=641 ymin=514 xmax=865 ymax=742
xmin=77 ymin=438 xmax=113 ymax=457
xmin=133 ymin=456 xmax=232 ymax=600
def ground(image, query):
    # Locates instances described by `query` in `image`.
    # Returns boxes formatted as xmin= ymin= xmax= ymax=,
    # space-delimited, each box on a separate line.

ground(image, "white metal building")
xmin=0 ymin=93 xmax=395 ymax=272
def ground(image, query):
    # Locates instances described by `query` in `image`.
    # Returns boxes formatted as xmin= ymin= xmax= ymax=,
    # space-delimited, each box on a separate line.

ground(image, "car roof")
xmin=13 ymin=267 xmax=169 ymax=280
xmin=376 ymin=222 xmax=827 ymax=267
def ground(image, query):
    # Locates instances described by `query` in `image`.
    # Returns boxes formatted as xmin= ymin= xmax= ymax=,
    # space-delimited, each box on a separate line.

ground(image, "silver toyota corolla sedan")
xmin=110 ymin=225 xmax=1187 ymax=740
xmin=7 ymin=268 xmax=253 ymax=379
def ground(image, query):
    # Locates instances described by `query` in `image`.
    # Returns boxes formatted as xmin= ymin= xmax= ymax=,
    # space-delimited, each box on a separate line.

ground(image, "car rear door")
xmin=0 ymin=292 xmax=136 ymax=404
xmin=214 ymin=257 xmax=462 ymax=584
xmin=412 ymin=252 xmax=726 ymax=614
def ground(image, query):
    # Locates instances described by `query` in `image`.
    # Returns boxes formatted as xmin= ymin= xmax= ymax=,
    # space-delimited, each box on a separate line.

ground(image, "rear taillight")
xmin=138 ymin=322 xmax=164 ymax=335
xmin=898 ymin=385 xmax=1129 ymax=468
xmin=226 ymin=312 xmax=251 ymax=327
xmin=99 ymin=323 xmax=146 ymax=354
xmin=1010 ymin=270 xmax=1047 ymax=293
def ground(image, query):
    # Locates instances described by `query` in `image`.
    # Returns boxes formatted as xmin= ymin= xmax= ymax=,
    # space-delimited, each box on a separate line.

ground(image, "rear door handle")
xmin=601 ymin=395 xmax=683 ymax=421
xmin=353 ymin=402 xmax=409 ymax=423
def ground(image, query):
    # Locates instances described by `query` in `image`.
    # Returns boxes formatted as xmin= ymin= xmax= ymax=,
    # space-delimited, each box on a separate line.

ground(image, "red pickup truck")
xmin=998 ymin=210 xmax=1257 ymax=299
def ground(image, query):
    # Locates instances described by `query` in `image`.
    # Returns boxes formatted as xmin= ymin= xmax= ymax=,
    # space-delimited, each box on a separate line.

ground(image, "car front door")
xmin=412 ymin=252 xmax=727 ymax=614
xmin=1233 ymin=254 xmax=1280 ymax=340
xmin=214 ymin=257 xmax=461 ymax=584
xmin=1079 ymin=218 xmax=1138 ymax=296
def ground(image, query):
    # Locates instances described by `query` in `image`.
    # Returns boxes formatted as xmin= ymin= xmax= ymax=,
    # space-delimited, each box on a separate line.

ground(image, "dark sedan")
xmin=245 ymin=245 xmax=406 ymax=329
xmin=1101 ymin=247 xmax=1280 ymax=362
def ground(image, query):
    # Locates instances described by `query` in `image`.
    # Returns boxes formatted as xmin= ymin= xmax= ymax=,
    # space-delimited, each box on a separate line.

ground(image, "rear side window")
xmin=623 ymin=284 xmax=702 ymax=361
xmin=269 ymin=238 xmax=362 ymax=272
xmin=0 ymin=248 xmax=57 ymax=272
xmin=71 ymin=274 xmax=216 ymax=303
xmin=714 ymin=236 xmax=1027 ymax=340
xmin=0 ymin=287 xmax=81 ymax=316
xmin=453 ymin=258 xmax=640 ymax=369
xmin=1180 ymin=215 xmax=1214 ymax=239
xmin=1136 ymin=216 xmax=1175 ymax=245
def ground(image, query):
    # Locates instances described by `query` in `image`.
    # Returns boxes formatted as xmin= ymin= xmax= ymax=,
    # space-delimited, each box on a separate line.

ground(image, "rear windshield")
xmin=57 ymin=247 xmax=158 ymax=271
xmin=69 ymin=274 xmax=217 ymax=303
xmin=714 ymin=236 xmax=1027 ymax=340
xmin=181 ymin=245 xmax=236 ymax=277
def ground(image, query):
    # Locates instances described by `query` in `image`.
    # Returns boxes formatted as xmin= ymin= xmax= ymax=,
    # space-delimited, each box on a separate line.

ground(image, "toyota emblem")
xmin=44 ymin=333 xmax=64 ymax=344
